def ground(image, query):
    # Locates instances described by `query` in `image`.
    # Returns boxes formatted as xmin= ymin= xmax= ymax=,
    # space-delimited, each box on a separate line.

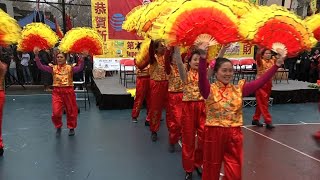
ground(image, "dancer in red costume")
xmin=0 ymin=61 xmax=7 ymax=156
xmin=34 ymin=47 xmax=86 ymax=136
xmin=313 ymin=95 xmax=320 ymax=147
xmin=252 ymin=49 xmax=276 ymax=129
xmin=174 ymin=47 xmax=205 ymax=180
xmin=149 ymin=40 xmax=169 ymax=142
xmin=131 ymin=65 xmax=151 ymax=126
xmin=164 ymin=47 xmax=183 ymax=152
xmin=198 ymin=43 xmax=286 ymax=180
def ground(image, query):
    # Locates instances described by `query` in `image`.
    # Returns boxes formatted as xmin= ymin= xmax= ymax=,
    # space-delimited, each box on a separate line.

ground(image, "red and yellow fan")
xmin=0 ymin=9 xmax=21 ymax=47
xmin=134 ymin=0 xmax=178 ymax=36
xmin=239 ymin=5 xmax=317 ymax=57
xmin=135 ymin=38 xmax=151 ymax=69
xmin=150 ymin=0 xmax=241 ymax=46
xmin=216 ymin=0 xmax=256 ymax=18
xmin=59 ymin=27 xmax=104 ymax=55
xmin=17 ymin=23 xmax=58 ymax=52
xmin=304 ymin=13 xmax=320 ymax=41
xmin=122 ymin=4 xmax=147 ymax=33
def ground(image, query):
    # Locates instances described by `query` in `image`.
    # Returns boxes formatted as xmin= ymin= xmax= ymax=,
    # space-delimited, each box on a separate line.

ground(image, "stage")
xmin=92 ymin=76 xmax=319 ymax=110
xmin=92 ymin=76 xmax=135 ymax=110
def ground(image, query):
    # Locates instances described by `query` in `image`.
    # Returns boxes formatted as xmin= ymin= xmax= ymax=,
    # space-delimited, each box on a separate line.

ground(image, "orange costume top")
xmin=149 ymin=55 xmax=168 ymax=81
xmin=35 ymin=56 xmax=84 ymax=87
xmin=52 ymin=65 xmax=74 ymax=87
xmin=136 ymin=66 xmax=150 ymax=77
xmin=168 ymin=64 xmax=183 ymax=92
xmin=256 ymin=58 xmax=275 ymax=77
xmin=182 ymin=69 xmax=203 ymax=101
xmin=205 ymin=80 xmax=245 ymax=127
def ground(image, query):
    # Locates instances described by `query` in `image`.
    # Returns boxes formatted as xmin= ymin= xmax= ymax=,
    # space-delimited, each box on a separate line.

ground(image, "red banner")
xmin=108 ymin=0 xmax=142 ymax=40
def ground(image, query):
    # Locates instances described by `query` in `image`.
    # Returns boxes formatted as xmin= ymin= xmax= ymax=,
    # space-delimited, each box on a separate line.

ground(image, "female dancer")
xmin=198 ymin=43 xmax=285 ymax=180
xmin=33 ymin=47 xmax=86 ymax=136
xmin=0 ymin=61 xmax=7 ymax=156
xmin=131 ymin=64 xmax=151 ymax=126
xmin=252 ymin=48 xmax=276 ymax=129
xmin=164 ymin=47 xmax=183 ymax=152
xmin=131 ymin=42 xmax=151 ymax=125
xmin=174 ymin=46 xmax=205 ymax=180
xmin=148 ymin=40 xmax=168 ymax=141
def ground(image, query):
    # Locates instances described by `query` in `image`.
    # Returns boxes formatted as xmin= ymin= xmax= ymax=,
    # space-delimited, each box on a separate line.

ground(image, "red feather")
xmin=313 ymin=27 xmax=320 ymax=40
xmin=254 ymin=19 xmax=303 ymax=57
xmin=0 ymin=34 xmax=8 ymax=47
xmin=69 ymin=37 xmax=103 ymax=55
xmin=168 ymin=8 xmax=240 ymax=46
xmin=20 ymin=34 xmax=51 ymax=52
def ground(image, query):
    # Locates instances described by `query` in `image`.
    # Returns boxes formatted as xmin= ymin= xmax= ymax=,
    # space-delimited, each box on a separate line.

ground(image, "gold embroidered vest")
xmin=52 ymin=64 xmax=73 ymax=87
xmin=205 ymin=80 xmax=245 ymax=127
xmin=182 ymin=69 xmax=203 ymax=101
xmin=168 ymin=64 xmax=183 ymax=92
xmin=257 ymin=58 xmax=275 ymax=77
xmin=149 ymin=55 xmax=168 ymax=81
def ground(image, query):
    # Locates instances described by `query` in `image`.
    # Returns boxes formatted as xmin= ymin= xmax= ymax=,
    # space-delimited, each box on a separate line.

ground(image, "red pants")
xmin=314 ymin=131 xmax=320 ymax=139
xmin=0 ymin=91 xmax=5 ymax=148
xmin=149 ymin=80 xmax=168 ymax=133
xmin=203 ymin=126 xmax=243 ymax=180
xmin=166 ymin=92 xmax=183 ymax=145
xmin=181 ymin=101 xmax=206 ymax=172
xmin=52 ymin=87 xmax=78 ymax=129
xmin=131 ymin=76 xmax=151 ymax=121
xmin=253 ymin=81 xmax=272 ymax=124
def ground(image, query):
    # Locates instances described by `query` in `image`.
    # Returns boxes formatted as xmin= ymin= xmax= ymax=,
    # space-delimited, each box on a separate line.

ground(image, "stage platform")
xmin=92 ymin=76 xmax=318 ymax=110
xmin=92 ymin=76 xmax=135 ymax=110
xmin=271 ymin=80 xmax=318 ymax=104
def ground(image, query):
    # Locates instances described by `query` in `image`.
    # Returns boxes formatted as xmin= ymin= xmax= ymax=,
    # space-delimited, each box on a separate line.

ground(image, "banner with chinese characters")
xmin=91 ymin=0 xmax=143 ymax=58
xmin=224 ymin=42 xmax=255 ymax=59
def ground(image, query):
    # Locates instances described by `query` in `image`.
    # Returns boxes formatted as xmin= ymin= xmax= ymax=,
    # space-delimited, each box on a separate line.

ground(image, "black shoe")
xmin=151 ymin=132 xmax=157 ymax=142
xmin=195 ymin=167 xmax=202 ymax=177
xmin=145 ymin=121 xmax=150 ymax=126
xmin=68 ymin=129 xmax=75 ymax=136
xmin=0 ymin=148 xmax=3 ymax=156
xmin=266 ymin=123 xmax=275 ymax=130
xmin=185 ymin=172 xmax=193 ymax=180
xmin=132 ymin=118 xmax=138 ymax=123
xmin=56 ymin=128 xmax=62 ymax=137
xmin=168 ymin=144 xmax=175 ymax=153
xmin=252 ymin=120 xmax=263 ymax=127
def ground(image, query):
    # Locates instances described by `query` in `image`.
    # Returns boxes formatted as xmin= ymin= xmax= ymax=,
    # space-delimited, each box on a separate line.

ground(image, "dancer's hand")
xmin=48 ymin=63 xmax=53 ymax=67
xmin=275 ymin=48 xmax=286 ymax=67
xmin=33 ymin=47 xmax=40 ymax=56
xmin=196 ymin=42 xmax=209 ymax=59
xmin=0 ymin=61 xmax=7 ymax=74
xmin=197 ymin=42 xmax=209 ymax=51
xmin=81 ymin=50 xmax=89 ymax=57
